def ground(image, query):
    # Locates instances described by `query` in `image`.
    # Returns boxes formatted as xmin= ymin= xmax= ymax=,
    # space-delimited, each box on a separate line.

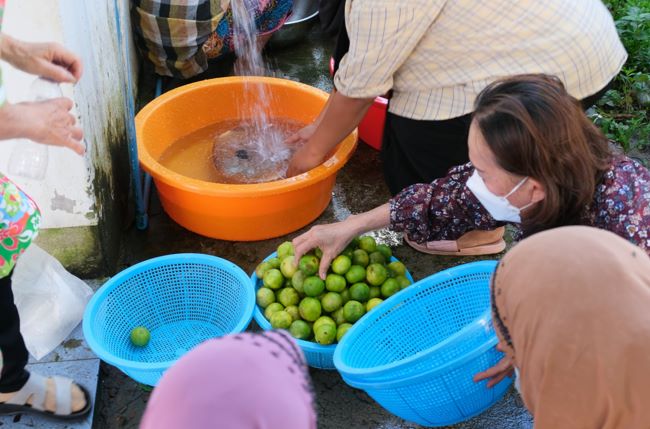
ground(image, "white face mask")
xmin=466 ymin=170 xmax=533 ymax=223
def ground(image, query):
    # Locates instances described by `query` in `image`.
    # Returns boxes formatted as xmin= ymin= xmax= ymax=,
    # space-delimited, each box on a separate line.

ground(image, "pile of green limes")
xmin=255 ymin=236 xmax=412 ymax=345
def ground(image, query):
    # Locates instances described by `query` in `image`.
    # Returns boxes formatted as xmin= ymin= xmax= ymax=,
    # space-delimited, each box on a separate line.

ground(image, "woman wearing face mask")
xmin=290 ymin=74 xmax=650 ymax=279
xmin=475 ymin=226 xmax=650 ymax=428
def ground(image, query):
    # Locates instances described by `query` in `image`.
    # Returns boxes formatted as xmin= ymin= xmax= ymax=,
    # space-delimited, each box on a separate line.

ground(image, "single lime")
xmin=366 ymin=297 xmax=384 ymax=312
xmin=336 ymin=323 xmax=353 ymax=342
xmin=278 ymin=287 xmax=300 ymax=307
xmin=292 ymin=270 xmax=307 ymax=294
xmin=388 ymin=261 xmax=407 ymax=277
xmin=358 ymin=236 xmax=377 ymax=253
xmin=331 ymin=255 xmax=352 ymax=275
xmin=277 ymin=241 xmax=295 ymax=260
xmin=369 ymin=286 xmax=381 ymax=300
xmin=313 ymin=316 xmax=336 ymax=332
xmin=325 ymin=273 xmax=347 ymax=293
xmin=289 ymin=320 xmax=311 ymax=340
xmin=314 ymin=324 xmax=337 ymax=345
xmin=270 ymin=311 xmax=293 ymax=329
xmin=299 ymin=255 xmax=320 ymax=276
xmin=352 ymin=249 xmax=369 ymax=267
xmin=314 ymin=247 xmax=323 ymax=259
xmin=366 ymin=263 xmax=388 ymax=286
xmin=267 ymin=257 xmax=281 ymax=269
xmin=130 ymin=326 xmax=150 ymax=347
xmin=331 ymin=307 xmax=347 ymax=325
xmin=343 ymin=300 xmax=366 ymax=323
xmin=376 ymin=244 xmax=392 ymax=260
xmin=263 ymin=268 xmax=284 ymax=290
xmin=299 ymin=297 xmax=322 ymax=322
xmin=349 ymin=282 xmax=370 ymax=302
xmin=303 ymin=276 xmax=325 ymax=297
xmin=345 ymin=265 xmax=366 ymax=284
xmin=280 ymin=255 xmax=298 ymax=278
xmin=396 ymin=275 xmax=412 ymax=290
xmin=381 ymin=278 xmax=400 ymax=298
xmin=369 ymin=251 xmax=386 ymax=265
xmin=321 ymin=292 xmax=343 ymax=312
xmin=256 ymin=287 xmax=276 ymax=308
xmin=340 ymin=289 xmax=351 ymax=305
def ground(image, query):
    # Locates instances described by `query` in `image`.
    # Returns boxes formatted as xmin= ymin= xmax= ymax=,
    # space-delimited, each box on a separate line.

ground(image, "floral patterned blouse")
xmin=389 ymin=156 xmax=650 ymax=253
xmin=0 ymin=0 xmax=42 ymax=279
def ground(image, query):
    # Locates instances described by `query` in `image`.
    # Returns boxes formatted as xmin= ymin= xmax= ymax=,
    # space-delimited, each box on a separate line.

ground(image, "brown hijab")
xmin=491 ymin=226 xmax=650 ymax=429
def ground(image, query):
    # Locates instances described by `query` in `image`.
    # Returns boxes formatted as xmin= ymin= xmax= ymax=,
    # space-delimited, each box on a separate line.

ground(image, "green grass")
xmin=591 ymin=1 xmax=650 ymax=153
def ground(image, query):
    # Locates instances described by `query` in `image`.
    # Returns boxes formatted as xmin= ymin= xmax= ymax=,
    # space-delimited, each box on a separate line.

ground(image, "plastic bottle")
xmin=8 ymin=78 xmax=63 ymax=180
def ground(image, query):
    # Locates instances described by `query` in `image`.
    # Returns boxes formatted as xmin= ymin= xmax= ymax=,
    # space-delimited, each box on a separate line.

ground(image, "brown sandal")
xmin=404 ymin=228 xmax=506 ymax=256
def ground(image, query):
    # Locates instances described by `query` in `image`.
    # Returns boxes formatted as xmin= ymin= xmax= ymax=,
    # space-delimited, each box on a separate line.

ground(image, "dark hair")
xmin=473 ymin=74 xmax=612 ymax=235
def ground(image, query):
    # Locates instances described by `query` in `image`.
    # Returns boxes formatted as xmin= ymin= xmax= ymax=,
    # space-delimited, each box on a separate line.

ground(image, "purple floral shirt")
xmin=389 ymin=156 xmax=650 ymax=253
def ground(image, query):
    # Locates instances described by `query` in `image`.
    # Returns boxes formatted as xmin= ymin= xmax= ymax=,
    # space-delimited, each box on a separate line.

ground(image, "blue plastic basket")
xmin=333 ymin=261 xmax=511 ymax=427
xmin=252 ymin=252 xmax=415 ymax=370
xmin=83 ymin=254 xmax=255 ymax=386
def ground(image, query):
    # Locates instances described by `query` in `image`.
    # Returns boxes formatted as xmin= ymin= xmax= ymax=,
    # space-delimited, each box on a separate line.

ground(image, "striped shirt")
xmin=334 ymin=0 xmax=628 ymax=121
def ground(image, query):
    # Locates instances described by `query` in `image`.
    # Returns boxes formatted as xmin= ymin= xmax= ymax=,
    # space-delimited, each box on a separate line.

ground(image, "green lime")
xmin=366 ymin=297 xmax=384 ymax=312
xmin=278 ymin=287 xmax=300 ymax=307
xmin=336 ymin=323 xmax=353 ymax=342
xmin=325 ymin=273 xmax=347 ymax=292
xmin=313 ymin=316 xmax=336 ymax=332
xmin=280 ymin=255 xmax=298 ymax=278
xmin=277 ymin=241 xmax=295 ymax=260
xmin=369 ymin=251 xmax=386 ymax=265
xmin=366 ymin=263 xmax=388 ymax=286
xmin=377 ymin=244 xmax=392 ymax=260
xmin=303 ymin=276 xmax=325 ymax=297
xmin=267 ymin=257 xmax=281 ymax=269
xmin=299 ymin=297 xmax=322 ymax=322
xmin=270 ymin=311 xmax=293 ymax=329
xmin=314 ymin=324 xmax=337 ymax=345
xmin=341 ymin=245 xmax=355 ymax=259
xmin=343 ymin=300 xmax=366 ymax=323
xmin=345 ymin=265 xmax=366 ymax=284
xmin=256 ymin=287 xmax=276 ymax=308
xmin=331 ymin=307 xmax=347 ymax=325
xmin=285 ymin=305 xmax=300 ymax=321
xmin=396 ymin=275 xmax=412 ymax=290
xmin=369 ymin=286 xmax=381 ymax=299
xmin=263 ymin=268 xmax=284 ymax=290
xmin=352 ymin=249 xmax=369 ymax=267
xmin=289 ymin=320 xmax=311 ymax=340
xmin=255 ymin=261 xmax=273 ymax=279
xmin=314 ymin=247 xmax=323 ymax=259
xmin=331 ymin=255 xmax=352 ymax=275
xmin=349 ymin=282 xmax=370 ymax=302
xmin=321 ymin=292 xmax=343 ymax=312
xmin=130 ymin=326 xmax=150 ymax=347
xmin=340 ymin=289 xmax=351 ymax=304
xmin=381 ymin=278 xmax=400 ymax=298
xmin=358 ymin=236 xmax=377 ymax=253
xmin=292 ymin=270 xmax=307 ymax=294
xmin=299 ymin=255 xmax=319 ymax=276
xmin=264 ymin=302 xmax=284 ymax=320
xmin=388 ymin=261 xmax=407 ymax=277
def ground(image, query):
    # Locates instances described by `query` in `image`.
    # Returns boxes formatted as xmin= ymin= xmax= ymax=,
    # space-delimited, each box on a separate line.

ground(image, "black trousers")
xmin=380 ymin=81 xmax=614 ymax=196
xmin=0 ymin=272 xmax=29 ymax=393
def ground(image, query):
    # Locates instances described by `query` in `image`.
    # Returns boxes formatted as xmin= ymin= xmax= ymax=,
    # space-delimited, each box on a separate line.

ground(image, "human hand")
xmin=473 ymin=343 xmax=514 ymax=388
xmin=7 ymin=99 xmax=85 ymax=155
xmin=2 ymin=35 xmax=82 ymax=83
xmin=292 ymin=220 xmax=359 ymax=280
xmin=286 ymin=144 xmax=327 ymax=178
xmin=285 ymin=122 xmax=317 ymax=147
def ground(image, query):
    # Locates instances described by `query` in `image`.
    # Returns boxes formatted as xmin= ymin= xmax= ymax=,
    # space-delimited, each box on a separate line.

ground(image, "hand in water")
xmin=286 ymin=144 xmax=326 ymax=178
xmin=292 ymin=220 xmax=358 ymax=280
xmin=473 ymin=342 xmax=514 ymax=388
xmin=9 ymin=99 xmax=85 ymax=155
xmin=284 ymin=122 xmax=317 ymax=146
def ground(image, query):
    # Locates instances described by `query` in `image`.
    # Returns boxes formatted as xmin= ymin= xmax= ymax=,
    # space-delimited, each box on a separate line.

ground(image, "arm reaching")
xmin=293 ymin=203 xmax=391 ymax=279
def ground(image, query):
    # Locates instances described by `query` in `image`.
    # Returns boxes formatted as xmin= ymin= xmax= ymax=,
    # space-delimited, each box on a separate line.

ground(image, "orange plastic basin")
xmin=136 ymin=77 xmax=358 ymax=241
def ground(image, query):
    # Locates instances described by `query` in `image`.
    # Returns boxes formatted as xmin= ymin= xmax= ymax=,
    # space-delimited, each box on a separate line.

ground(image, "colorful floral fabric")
xmin=0 ymin=175 xmax=40 ymax=279
xmin=390 ymin=156 xmax=650 ymax=253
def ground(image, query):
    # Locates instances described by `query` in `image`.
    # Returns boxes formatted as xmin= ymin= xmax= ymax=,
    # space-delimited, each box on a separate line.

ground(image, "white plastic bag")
xmin=11 ymin=244 xmax=93 ymax=360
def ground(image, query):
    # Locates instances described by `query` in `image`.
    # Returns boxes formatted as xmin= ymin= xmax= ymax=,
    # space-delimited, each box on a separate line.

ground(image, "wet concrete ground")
xmin=93 ymin=23 xmax=533 ymax=428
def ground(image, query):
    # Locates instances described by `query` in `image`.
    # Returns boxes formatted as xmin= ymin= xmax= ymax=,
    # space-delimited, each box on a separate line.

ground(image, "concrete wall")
xmin=1 ymin=0 xmax=137 ymax=276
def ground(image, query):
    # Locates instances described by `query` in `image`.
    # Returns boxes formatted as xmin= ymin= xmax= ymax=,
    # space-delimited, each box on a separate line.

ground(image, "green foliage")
xmin=594 ymin=1 xmax=650 ymax=153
